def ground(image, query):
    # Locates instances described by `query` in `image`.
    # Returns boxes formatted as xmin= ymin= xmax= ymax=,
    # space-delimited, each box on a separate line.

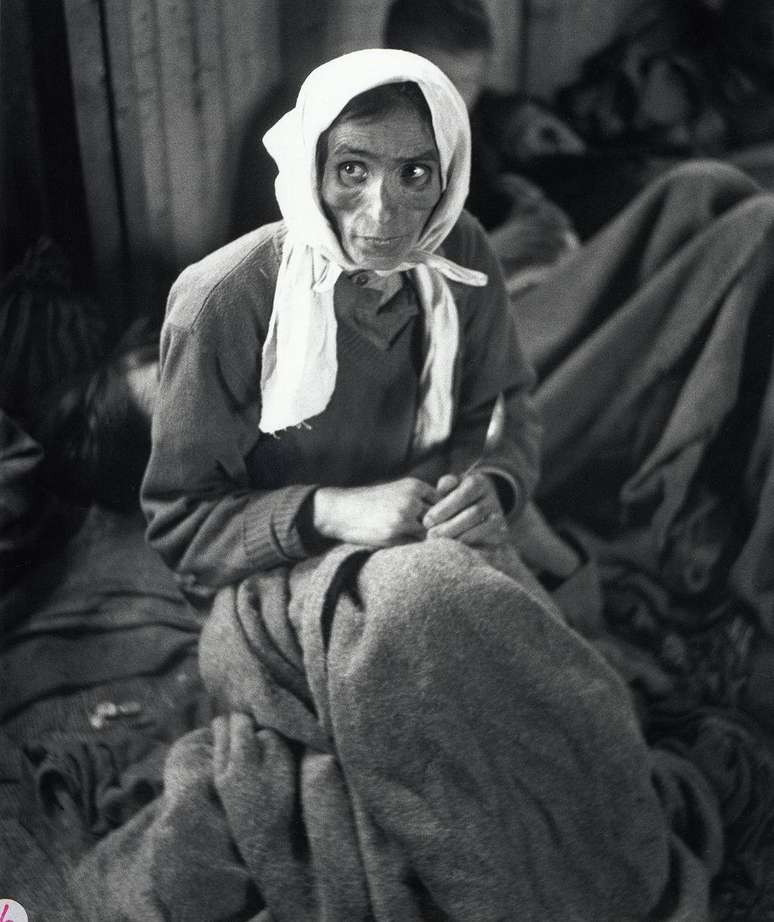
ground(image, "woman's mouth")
xmin=357 ymin=235 xmax=407 ymax=251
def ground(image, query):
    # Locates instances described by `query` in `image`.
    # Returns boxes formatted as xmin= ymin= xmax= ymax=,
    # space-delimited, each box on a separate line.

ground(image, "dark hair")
xmin=0 ymin=238 xmax=108 ymax=427
xmin=316 ymin=82 xmax=434 ymax=179
xmin=384 ymin=0 xmax=493 ymax=54
xmin=31 ymin=324 xmax=159 ymax=512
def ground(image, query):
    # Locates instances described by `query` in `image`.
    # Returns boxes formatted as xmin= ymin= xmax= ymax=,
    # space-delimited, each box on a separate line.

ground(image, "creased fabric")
xmin=73 ymin=539 xmax=719 ymax=921
xmin=511 ymin=159 xmax=774 ymax=633
xmin=260 ymin=48 xmax=487 ymax=448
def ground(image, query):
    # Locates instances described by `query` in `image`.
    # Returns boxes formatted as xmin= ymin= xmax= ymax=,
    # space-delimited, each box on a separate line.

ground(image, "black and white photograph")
xmin=3 ymin=1 xmax=774 ymax=918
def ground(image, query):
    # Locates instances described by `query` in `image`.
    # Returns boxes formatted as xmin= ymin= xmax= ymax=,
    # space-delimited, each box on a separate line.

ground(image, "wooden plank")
xmin=107 ymin=0 xmax=183 ymax=311
xmin=324 ymin=0 xmax=385 ymax=60
xmin=1 ymin=0 xmax=48 ymax=272
xmin=221 ymin=0 xmax=280 ymax=127
xmin=62 ymin=0 xmax=125 ymax=303
xmin=191 ymin=0 xmax=229 ymax=205
xmin=219 ymin=0 xmax=281 ymax=243
xmin=126 ymin=0 xmax=174 ymax=267
xmin=102 ymin=0 xmax=151 ymax=255
xmin=154 ymin=0 xmax=210 ymax=265
xmin=281 ymin=0 xmax=328 ymax=88
xmin=228 ymin=1 xmax=280 ymax=140
xmin=488 ymin=0 xmax=525 ymax=93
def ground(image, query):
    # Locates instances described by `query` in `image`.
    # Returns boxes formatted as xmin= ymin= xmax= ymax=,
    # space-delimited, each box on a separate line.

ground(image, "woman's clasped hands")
xmin=313 ymin=471 xmax=508 ymax=550
xmin=423 ymin=471 xmax=508 ymax=546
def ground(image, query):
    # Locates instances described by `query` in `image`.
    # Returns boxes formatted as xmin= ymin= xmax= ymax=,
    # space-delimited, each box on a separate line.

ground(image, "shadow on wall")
xmin=1 ymin=0 xmax=93 ymax=288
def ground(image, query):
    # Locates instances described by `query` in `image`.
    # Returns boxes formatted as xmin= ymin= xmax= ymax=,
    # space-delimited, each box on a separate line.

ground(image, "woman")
xmin=141 ymin=52 xmax=541 ymax=594
xmin=121 ymin=51 xmax=715 ymax=921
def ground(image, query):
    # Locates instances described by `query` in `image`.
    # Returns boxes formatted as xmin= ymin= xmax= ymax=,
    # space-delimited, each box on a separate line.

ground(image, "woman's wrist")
xmin=312 ymin=486 xmax=342 ymax=541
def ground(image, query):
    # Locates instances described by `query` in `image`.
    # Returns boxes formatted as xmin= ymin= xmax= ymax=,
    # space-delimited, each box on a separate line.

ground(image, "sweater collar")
xmin=335 ymin=273 xmax=419 ymax=350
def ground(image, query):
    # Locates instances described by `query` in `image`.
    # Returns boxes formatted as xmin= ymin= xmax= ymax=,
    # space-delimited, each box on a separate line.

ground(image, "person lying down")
xmin=74 ymin=50 xmax=720 ymax=921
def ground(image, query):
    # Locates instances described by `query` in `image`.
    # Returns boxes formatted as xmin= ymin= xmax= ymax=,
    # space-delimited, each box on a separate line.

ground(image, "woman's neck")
xmin=374 ymin=273 xmax=403 ymax=306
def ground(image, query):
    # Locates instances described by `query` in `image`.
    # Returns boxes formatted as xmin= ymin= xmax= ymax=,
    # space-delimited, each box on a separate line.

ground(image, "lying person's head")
xmin=383 ymin=0 xmax=493 ymax=109
xmin=0 ymin=238 xmax=108 ymax=427
xmin=32 ymin=330 xmax=158 ymax=513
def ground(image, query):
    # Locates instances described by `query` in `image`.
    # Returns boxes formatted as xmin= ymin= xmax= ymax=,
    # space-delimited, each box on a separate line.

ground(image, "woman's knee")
xmin=354 ymin=538 xmax=543 ymax=647
xmin=362 ymin=539 xmax=488 ymax=620
xmin=332 ymin=540 xmax=502 ymax=694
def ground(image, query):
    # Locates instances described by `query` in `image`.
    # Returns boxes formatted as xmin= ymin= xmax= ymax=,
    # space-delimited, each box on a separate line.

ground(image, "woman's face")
xmin=320 ymin=103 xmax=442 ymax=270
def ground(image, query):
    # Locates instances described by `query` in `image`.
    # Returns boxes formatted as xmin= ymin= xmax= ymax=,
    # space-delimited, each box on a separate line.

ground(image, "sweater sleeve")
xmin=141 ymin=270 xmax=318 ymax=589
xmin=409 ymin=214 xmax=542 ymax=518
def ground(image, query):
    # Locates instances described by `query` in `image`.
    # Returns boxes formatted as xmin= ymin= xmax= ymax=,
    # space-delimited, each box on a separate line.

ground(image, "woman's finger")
xmin=426 ymin=499 xmax=497 ymax=540
xmin=422 ymin=474 xmax=490 ymax=529
xmin=435 ymin=473 xmax=459 ymax=498
xmin=451 ymin=510 xmax=510 ymax=547
xmin=422 ymin=478 xmax=483 ymax=528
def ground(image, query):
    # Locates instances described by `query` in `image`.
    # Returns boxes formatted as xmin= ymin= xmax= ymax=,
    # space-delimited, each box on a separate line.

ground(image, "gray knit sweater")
xmin=141 ymin=211 xmax=541 ymax=589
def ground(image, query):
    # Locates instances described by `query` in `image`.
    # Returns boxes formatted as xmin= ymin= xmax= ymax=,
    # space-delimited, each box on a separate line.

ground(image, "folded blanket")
xmin=74 ymin=539 xmax=720 ymax=921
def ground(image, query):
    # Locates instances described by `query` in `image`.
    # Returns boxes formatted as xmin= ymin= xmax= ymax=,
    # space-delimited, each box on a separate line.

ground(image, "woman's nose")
xmin=364 ymin=176 xmax=397 ymax=224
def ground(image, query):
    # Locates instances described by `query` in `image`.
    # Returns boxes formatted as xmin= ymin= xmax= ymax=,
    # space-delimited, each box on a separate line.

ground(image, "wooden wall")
xmin=60 ymin=0 xmax=640 ymax=318
xmin=1 ymin=0 xmax=92 ymax=284
xmin=2 ymin=0 xmax=46 ymax=277
xmin=63 ymin=0 xmax=283 ymax=315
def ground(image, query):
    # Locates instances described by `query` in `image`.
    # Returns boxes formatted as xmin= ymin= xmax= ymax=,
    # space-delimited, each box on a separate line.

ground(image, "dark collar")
xmin=335 ymin=272 xmax=419 ymax=350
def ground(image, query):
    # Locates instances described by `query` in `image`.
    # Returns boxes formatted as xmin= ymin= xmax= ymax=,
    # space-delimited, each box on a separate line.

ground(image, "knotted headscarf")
xmin=261 ymin=48 xmax=487 ymax=451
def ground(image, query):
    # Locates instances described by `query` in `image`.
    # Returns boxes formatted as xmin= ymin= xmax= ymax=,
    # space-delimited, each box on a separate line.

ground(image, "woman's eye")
xmin=401 ymin=163 xmax=432 ymax=186
xmin=338 ymin=162 xmax=368 ymax=184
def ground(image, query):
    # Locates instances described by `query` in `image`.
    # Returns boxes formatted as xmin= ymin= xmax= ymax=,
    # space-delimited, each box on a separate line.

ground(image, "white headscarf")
xmin=260 ymin=48 xmax=487 ymax=452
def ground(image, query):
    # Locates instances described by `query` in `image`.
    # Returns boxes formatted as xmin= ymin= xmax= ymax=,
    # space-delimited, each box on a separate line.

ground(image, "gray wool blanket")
xmin=512 ymin=160 xmax=774 ymax=634
xmin=73 ymin=539 xmax=720 ymax=921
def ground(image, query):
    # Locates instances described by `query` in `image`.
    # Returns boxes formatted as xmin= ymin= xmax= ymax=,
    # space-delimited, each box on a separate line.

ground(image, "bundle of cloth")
xmin=521 ymin=158 xmax=774 ymax=631
xmin=72 ymin=541 xmax=719 ymax=921
xmin=515 ymin=158 xmax=774 ymax=917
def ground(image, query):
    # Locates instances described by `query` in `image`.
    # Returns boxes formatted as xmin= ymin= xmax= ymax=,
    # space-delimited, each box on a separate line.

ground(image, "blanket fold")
xmin=74 ymin=539 xmax=720 ymax=921
xmin=516 ymin=160 xmax=774 ymax=632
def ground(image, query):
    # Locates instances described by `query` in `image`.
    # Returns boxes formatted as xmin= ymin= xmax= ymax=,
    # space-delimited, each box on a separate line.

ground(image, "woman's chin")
xmin=349 ymin=238 xmax=413 ymax=271
xmin=356 ymin=256 xmax=404 ymax=272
